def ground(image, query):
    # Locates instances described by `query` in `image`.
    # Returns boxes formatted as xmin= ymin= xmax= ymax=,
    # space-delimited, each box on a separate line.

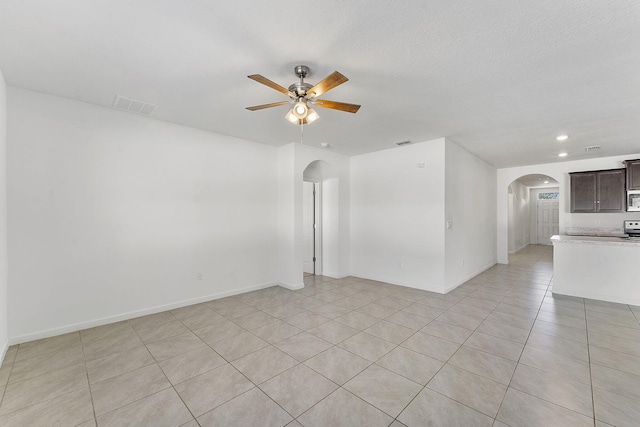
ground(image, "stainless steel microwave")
xmin=629 ymin=190 xmax=640 ymax=211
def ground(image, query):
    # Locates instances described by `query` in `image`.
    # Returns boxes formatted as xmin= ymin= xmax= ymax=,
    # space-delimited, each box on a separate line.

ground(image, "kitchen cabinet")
xmin=624 ymin=159 xmax=640 ymax=190
xmin=570 ymin=168 xmax=626 ymax=213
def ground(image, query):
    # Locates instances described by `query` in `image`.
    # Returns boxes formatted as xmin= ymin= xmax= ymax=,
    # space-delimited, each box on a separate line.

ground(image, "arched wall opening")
xmin=503 ymin=173 xmax=561 ymax=262
xmin=277 ymin=142 xmax=350 ymax=289
xmin=302 ymin=160 xmax=336 ymax=277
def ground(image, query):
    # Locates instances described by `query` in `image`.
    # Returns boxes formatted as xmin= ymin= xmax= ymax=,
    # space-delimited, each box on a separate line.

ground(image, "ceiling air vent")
xmin=584 ymin=145 xmax=601 ymax=153
xmin=112 ymin=95 xmax=158 ymax=116
xmin=394 ymin=140 xmax=412 ymax=146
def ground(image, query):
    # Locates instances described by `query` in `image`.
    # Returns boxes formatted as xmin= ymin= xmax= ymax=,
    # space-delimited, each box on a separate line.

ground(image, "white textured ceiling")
xmin=1 ymin=0 xmax=639 ymax=167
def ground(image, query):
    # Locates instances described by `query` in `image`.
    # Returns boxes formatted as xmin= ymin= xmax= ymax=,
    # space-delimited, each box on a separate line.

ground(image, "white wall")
xmin=277 ymin=144 xmax=297 ymax=287
xmin=497 ymin=154 xmax=640 ymax=263
xmin=0 ymin=69 xmax=8 ymax=361
xmin=7 ymin=88 xmax=279 ymax=342
xmin=351 ymin=139 xmax=446 ymax=291
xmin=444 ymin=139 xmax=497 ymax=291
xmin=507 ymin=181 xmax=530 ymax=253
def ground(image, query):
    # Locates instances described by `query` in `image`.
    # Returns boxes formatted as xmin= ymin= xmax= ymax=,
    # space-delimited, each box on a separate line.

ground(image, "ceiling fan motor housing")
xmin=294 ymin=65 xmax=310 ymax=79
xmin=289 ymin=82 xmax=312 ymax=97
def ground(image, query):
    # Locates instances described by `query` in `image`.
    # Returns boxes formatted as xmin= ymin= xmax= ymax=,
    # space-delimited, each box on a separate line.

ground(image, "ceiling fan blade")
xmin=245 ymin=101 xmax=290 ymax=111
xmin=306 ymin=71 xmax=348 ymax=98
xmin=247 ymin=74 xmax=293 ymax=96
xmin=313 ymin=99 xmax=361 ymax=113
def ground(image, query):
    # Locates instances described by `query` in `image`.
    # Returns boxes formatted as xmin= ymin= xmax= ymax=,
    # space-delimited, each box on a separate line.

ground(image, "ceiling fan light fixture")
xmin=292 ymin=101 xmax=308 ymax=119
xmin=306 ymin=108 xmax=319 ymax=123
xmin=285 ymin=109 xmax=299 ymax=124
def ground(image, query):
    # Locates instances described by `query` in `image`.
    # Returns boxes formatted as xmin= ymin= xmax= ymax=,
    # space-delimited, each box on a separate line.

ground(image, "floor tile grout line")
xmin=80 ymin=338 xmax=98 ymax=426
xmin=0 ymin=334 xmax=90 ymax=421
xmin=286 ymin=303 xmax=440 ymax=424
xmin=388 ymin=277 xmax=526 ymax=425
xmin=443 ymin=281 xmax=522 ymax=423
xmin=128 ymin=319 xmax=202 ymax=425
xmin=495 ymin=285 xmax=598 ymax=422
xmin=584 ymin=293 xmax=598 ymax=427
xmin=471 ymin=259 xmax=548 ymax=424
xmin=170 ymin=298 xmax=348 ymax=425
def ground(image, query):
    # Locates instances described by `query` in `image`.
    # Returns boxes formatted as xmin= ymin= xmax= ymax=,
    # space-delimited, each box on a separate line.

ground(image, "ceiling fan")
xmin=246 ymin=65 xmax=361 ymax=125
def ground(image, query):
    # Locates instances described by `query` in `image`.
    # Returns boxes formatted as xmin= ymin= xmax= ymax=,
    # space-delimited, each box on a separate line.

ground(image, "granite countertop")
xmin=564 ymin=227 xmax=626 ymax=237
xmin=551 ymin=235 xmax=640 ymax=246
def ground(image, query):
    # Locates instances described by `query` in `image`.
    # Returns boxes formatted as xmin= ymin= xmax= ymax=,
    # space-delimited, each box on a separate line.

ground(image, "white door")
xmin=303 ymin=181 xmax=315 ymax=274
xmin=537 ymin=199 xmax=559 ymax=245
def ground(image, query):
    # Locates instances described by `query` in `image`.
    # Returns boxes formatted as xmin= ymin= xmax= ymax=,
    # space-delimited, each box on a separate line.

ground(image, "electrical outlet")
xmin=196 ymin=272 xmax=202 ymax=280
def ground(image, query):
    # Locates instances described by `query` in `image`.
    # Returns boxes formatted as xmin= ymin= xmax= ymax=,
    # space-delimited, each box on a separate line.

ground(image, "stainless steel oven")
xmin=628 ymin=191 xmax=640 ymax=211
xmin=624 ymin=220 xmax=640 ymax=237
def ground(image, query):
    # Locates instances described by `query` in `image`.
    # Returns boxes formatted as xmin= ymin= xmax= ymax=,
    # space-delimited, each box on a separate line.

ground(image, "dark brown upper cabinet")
xmin=570 ymin=168 xmax=626 ymax=213
xmin=624 ymin=159 xmax=640 ymax=190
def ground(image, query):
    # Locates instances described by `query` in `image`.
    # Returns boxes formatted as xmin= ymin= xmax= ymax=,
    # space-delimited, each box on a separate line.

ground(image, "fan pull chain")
xmin=300 ymin=123 xmax=304 ymax=144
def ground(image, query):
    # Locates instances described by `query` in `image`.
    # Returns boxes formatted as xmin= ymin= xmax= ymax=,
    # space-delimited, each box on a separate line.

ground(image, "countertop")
xmin=551 ymin=235 xmax=640 ymax=246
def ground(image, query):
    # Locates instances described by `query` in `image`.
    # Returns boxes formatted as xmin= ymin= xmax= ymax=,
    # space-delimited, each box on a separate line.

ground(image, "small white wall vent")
xmin=394 ymin=140 xmax=412 ymax=146
xmin=584 ymin=145 xmax=601 ymax=152
xmin=112 ymin=95 xmax=157 ymax=116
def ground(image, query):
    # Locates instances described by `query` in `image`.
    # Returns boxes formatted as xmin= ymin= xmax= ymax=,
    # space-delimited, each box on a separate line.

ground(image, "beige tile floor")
xmin=1 ymin=244 xmax=639 ymax=426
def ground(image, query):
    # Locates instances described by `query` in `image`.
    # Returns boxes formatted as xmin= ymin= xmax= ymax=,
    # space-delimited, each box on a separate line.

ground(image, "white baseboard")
xmin=0 ymin=338 xmax=8 ymax=366
xmin=9 ymin=281 xmax=279 ymax=345
xmin=443 ymin=261 xmax=497 ymax=294
xmin=348 ymin=272 xmax=442 ymax=293
xmin=278 ymin=281 xmax=304 ymax=290
xmin=322 ymin=272 xmax=350 ymax=279
xmin=508 ymin=243 xmax=530 ymax=255
xmin=350 ymin=261 xmax=497 ymax=296
xmin=552 ymin=289 xmax=640 ymax=307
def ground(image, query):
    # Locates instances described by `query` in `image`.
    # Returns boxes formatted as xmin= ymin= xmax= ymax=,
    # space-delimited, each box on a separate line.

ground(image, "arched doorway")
xmin=302 ymin=160 xmax=334 ymax=278
xmin=507 ymin=174 xmax=560 ymax=258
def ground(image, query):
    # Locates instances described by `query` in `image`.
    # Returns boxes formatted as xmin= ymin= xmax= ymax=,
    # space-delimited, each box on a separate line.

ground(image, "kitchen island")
xmin=551 ymin=235 xmax=640 ymax=306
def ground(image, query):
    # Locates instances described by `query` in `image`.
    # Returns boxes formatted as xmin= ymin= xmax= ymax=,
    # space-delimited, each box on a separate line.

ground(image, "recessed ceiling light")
xmin=544 ymin=180 xmax=549 ymax=184
xmin=558 ymin=152 xmax=568 ymax=157
xmin=320 ymin=142 xmax=329 ymax=148
xmin=556 ymin=134 xmax=569 ymax=141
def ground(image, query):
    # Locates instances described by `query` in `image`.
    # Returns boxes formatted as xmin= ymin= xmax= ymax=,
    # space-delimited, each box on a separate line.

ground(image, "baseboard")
xmin=0 ymin=338 xmax=8 ymax=366
xmin=443 ymin=261 xmax=497 ymax=294
xmin=348 ymin=272 xmax=442 ymax=293
xmin=349 ymin=261 xmax=497 ymax=295
xmin=322 ymin=272 xmax=350 ymax=279
xmin=9 ymin=281 xmax=279 ymax=345
xmin=278 ymin=281 xmax=304 ymax=290
xmin=552 ymin=289 xmax=640 ymax=307
xmin=508 ymin=243 xmax=530 ymax=255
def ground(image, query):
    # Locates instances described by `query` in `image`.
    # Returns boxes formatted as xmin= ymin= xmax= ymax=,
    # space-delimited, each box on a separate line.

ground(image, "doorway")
xmin=507 ymin=174 xmax=560 ymax=253
xmin=303 ymin=181 xmax=319 ymax=275
xmin=302 ymin=159 xmax=334 ymax=280
xmin=536 ymin=194 xmax=559 ymax=245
